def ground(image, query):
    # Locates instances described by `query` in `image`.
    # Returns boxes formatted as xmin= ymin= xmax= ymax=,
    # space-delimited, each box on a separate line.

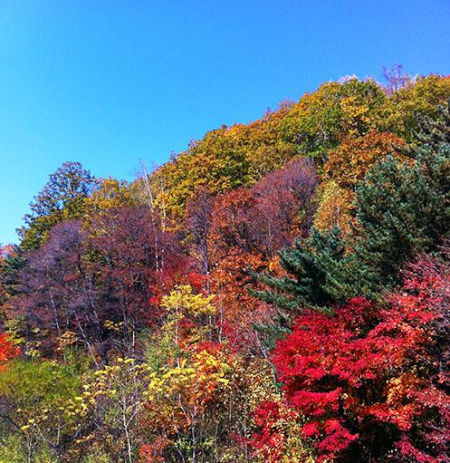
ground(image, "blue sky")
xmin=1 ymin=0 xmax=449 ymax=244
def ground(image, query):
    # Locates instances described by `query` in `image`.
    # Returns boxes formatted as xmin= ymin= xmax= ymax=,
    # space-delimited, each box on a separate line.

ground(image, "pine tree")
xmin=353 ymin=102 xmax=450 ymax=289
xmin=251 ymin=227 xmax=345 ymax=312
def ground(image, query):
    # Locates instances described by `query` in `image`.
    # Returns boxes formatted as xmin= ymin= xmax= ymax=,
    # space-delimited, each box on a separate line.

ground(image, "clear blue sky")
xmin=1 ymin=0 xmax=449 ymax=244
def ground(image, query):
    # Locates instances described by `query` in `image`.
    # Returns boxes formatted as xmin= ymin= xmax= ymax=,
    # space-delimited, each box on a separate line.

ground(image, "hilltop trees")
xmin=18 ymin=162 xmax=96 ymax=251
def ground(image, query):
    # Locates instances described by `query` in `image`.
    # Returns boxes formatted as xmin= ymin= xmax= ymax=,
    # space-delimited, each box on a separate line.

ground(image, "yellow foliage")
xmin=161 ymin=284 xmax=216 ymax=317
xmin=314 ymin=181 xmax=355 ymax=234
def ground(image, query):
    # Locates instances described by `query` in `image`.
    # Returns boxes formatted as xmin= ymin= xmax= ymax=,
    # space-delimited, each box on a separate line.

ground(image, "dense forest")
xmin=0 ymin=69 xmax=449 ymax=462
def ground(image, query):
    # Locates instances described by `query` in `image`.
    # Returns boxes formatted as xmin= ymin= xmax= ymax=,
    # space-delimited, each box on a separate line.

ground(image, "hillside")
xmin=0 ymin=72 xmax=449 ymax=463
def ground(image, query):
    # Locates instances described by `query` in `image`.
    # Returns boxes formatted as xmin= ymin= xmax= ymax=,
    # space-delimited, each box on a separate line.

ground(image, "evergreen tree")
xmin=353 ymin=103 xmax=450 ymax=289
xmin=252 ymin=227 xmax=345 ymax=313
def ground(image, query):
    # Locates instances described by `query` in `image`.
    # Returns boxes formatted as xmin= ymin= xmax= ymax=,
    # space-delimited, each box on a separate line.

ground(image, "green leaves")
xmin=18 ymin=162 xmax=96 ymax=250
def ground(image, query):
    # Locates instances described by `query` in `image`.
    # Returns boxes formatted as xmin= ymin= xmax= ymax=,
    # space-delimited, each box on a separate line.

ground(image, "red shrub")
xmin=252 ymin=256 xmax=449 ymax=462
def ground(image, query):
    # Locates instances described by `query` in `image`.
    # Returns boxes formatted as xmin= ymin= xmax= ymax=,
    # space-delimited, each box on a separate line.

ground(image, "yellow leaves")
xmin=313 ymin=181 xmax=355 ymax=233
xmin=160 ymin=285 xmax=218 ymax=345
xmin=56 ymin=330 xmax=77 ymax=352
xmin=340 ymin=96 xmax=372 ymax=136
xmin=83 ymin=178 xmax=135 ymax=214
xmin=162 ymin=285 xmax=216 ymax=317
xmin=103 ymin=320 xmax=124 ymax=332
xmin=145 ymin=345 xmax=234 ymax=431
xmin=382 ymin=74 xmax=450 ymax=140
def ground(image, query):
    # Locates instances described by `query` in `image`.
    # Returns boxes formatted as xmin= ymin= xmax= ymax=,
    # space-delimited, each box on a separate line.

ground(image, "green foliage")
xmin=253 ymin=227 xmax=345 ymax=313
xmin=0 ymin=358 xmax=81 ymax=408
xmin=279 ymin=78 xmax=386 ymax=162
xmin=0 ymin=246 xmax=24 ymax=299
xmin=18 ymin=162 xmax=96 ymax=250
xmin=0 ymin=433 xmax=54 ymax=463
xmin=353 ymin=141 xmax=450 ymax=290
xmin=0 ymin=358 xmax=83 ymax=463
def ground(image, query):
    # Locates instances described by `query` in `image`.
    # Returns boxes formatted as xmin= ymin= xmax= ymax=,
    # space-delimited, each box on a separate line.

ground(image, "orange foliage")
xmin=315 ymin=131 xmax=405 ymax=232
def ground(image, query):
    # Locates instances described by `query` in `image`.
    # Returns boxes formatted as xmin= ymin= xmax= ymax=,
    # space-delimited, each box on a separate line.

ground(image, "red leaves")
xmin=250 ymin=401 xmax=299 ymax=463
xmin=315 ymin=420 xmax=358 ymax=462
xmin=251 ymin=256 xmax=450 ymax=462
xmin=187 ymin=271 xmax=207 ymax=291
xmin=0 ymin=333 xmax=19 ymax=370
xmin=290 ymin=389 xmax=342 ymax=416
xmin=139 ymin=437 xmax=170 ymax=463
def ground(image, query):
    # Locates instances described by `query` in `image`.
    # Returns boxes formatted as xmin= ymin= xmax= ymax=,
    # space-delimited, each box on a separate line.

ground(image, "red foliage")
xmin=187 ymin=271 xmax=207 ymax=291
xmin=0 ymin=333 xmax=19 ymax=370
xmin=250 ymin=401 xmax=298 ymax=463
xmin=252 ymin=256 xmax=450 ymax=462
xmin=139 ymin=436 xmax=170 ymax=463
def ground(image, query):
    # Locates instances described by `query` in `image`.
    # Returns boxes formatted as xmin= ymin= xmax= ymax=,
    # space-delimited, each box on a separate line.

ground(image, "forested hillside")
xmin=0 ymin=71 xmax=449 ymax=462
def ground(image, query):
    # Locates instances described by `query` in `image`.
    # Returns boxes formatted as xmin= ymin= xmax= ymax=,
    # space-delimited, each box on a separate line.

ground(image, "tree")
xmin=210 ymin=158 xmax=317 ymax=262
xmin=382 ymin=64 xmax=412 ymax=95
xmin=186 ymin=188 xmax=214 ymax=285
xmin=314 ymin=131 xmax=405 ymax=232
xmin=82 ymin=177 xmax=137 ymax=225
xmin=142 ymin=341 xmax=243 ymax=463
xmin=254 ymin=254 xmax=449 ymax=462
xmin=86 ymin=206 xmax=188 ymax=357
xmin=19 ymin=162 xmax=96 ymax=250
xmin=383 ymin=74 xmax=450 ymax=141
xmin=68 ymin=358 xmax=150 ymax=463
xmin=8 ymin=221 xmax=112 ymax=363
xmin=250 ymin=400 xmax=315 ymax=463
xmin=279 ymin=78 xmax=386 ymax=163
xmin=252 ymin=227 xmax=346 ymax=313
xmin=353 ymin=127 xmax=449 ymax=290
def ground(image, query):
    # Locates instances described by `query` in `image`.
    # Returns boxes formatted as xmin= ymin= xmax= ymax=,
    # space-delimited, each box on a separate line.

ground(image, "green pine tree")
xmin=353 ymin=103 xmax=450 ymax=290
xmin=251 ymin=227 xmax=345 ymax=311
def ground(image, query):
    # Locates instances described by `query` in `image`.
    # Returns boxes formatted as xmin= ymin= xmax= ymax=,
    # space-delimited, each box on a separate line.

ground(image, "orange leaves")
xmin=0 ymin=333 xmax=19 ymax=370
xmin=324 ymin=131 xmax=405 ymax=189
xmin=314 ymin=131 xmax=405 ymax=233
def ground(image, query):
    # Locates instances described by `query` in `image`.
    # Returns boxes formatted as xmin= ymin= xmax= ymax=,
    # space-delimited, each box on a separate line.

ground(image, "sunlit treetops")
xmin=142 ymin=74 xmax=450 ymax=224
